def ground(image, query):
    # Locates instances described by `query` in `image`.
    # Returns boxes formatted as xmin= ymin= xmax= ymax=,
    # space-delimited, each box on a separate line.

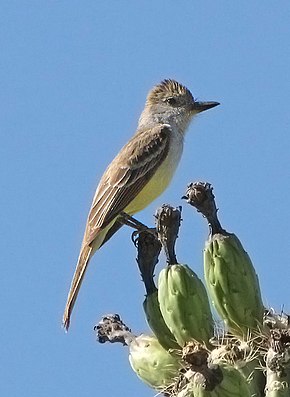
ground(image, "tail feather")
xmin=63 ymin=245 xmax=93 ymax=331
xmin=63 ymin=219 xmax=119 ymax=331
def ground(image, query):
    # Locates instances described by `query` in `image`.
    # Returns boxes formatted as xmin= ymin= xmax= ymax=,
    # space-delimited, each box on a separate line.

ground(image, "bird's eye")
xmin=166 ymin=97 xmax=178 ymax=106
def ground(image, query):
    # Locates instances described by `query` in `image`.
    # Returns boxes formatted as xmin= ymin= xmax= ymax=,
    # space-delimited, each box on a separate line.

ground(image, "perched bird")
xmin=63 ymin=79 xmax=219 ymax=330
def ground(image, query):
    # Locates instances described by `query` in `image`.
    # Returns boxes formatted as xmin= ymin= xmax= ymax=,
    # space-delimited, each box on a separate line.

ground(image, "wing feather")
xmin=84 ymin=124 xmax=171 ymax=245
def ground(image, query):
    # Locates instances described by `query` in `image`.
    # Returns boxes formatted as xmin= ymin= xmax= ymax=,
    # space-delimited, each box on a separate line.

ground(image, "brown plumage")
xmin=63 ymin=79 xmax=219 ymax=330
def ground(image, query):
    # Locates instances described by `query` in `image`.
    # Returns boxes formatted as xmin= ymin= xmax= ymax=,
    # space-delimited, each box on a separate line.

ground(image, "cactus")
xmin=210 ymin=338 xmax=265 ymax=396
xmin=265 ymin=338 xmax=290 ymax=397
xmin=155 ymin=205 xmax=214 ymax=348
xmin=143 ymin=289 xmax=181 ymax=350
xmin=134 ymin=230 xmax=180 ymax=350
xmin=158 ymin=263 xmax=214 ymax=347
xmin=177 ymin=349 xmax=251 ymax=397
xmin=94 ymin=314 xmax=181 ymax=392
xmin=129 ymin=334 xmax=182 ymax=391
xmin=204 ymin=232 xmax=264 ymax=337
xmin=95 ymin=184 xmax=290 ymax=397
xmin=183 ymin=182 xmax=264 ymax=338
xmin=212 ymin=362 xmax=252 ymax=397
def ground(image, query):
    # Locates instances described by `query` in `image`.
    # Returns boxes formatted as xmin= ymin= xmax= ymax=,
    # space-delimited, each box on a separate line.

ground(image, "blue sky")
xmin=1 ymin=2 xmax=290 ymax=396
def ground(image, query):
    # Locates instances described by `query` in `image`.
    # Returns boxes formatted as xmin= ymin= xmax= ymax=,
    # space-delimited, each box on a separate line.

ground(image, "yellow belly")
xmin=91 ymin=137 xmax=183 ymax=253
xmin=124 ymin=152 xmax=180 ymax=215
xmin=91 ymin=168 xmax=172 ymax=253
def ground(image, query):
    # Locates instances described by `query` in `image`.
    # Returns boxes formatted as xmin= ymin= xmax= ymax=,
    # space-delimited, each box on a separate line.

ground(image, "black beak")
xmin=192 ymin=101 xmax=220 ymax=113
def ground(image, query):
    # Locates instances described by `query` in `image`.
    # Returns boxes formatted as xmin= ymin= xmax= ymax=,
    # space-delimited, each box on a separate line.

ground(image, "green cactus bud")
xmin=215 ymin=363 xmax=252 ymax=397
xmin=204 ymin=233 xmax=264 ymax=338
xmin=177 ymin=362 xmax=251 ymax=397
xmin=143 ymin=289 xmax=181 ymax=350
xmin=210 ymin=341 xmax=265 ymax=396
xmin=129 ymin=334 xmax=181 ymax=391
xmin=158 ymin=264 xmax=214 ymax=347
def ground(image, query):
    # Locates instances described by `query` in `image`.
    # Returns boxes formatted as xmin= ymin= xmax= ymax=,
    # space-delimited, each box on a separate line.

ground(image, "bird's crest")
xmin=147 ymin=79 xmax=194 ymax=105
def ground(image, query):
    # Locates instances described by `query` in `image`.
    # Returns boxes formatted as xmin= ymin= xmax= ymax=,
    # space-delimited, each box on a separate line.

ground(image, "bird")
xmin=63 ymin=79 xmax=219 ymax=330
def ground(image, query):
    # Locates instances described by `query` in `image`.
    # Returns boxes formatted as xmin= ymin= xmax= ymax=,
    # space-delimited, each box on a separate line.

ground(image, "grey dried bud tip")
xmin=155 ymin=204 xmax=182 ymax=265
xmin=183 ymin=182 xmax=225 ymax=236
xmin=94 ymin=314 xmax=134 ymax=346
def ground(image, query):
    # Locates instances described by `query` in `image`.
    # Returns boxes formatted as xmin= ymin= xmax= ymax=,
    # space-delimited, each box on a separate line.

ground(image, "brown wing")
xmin=84 ymin=124 xmax=171 ymax=245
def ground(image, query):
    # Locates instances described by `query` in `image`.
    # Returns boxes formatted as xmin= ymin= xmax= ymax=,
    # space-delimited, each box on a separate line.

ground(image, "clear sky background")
xmin=1 ymin=2 xmax=290 ymax=396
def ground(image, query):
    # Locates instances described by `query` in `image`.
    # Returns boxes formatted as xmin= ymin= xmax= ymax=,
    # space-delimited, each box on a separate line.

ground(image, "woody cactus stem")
xmin=133 ymin=230 xmax=161 ymax=295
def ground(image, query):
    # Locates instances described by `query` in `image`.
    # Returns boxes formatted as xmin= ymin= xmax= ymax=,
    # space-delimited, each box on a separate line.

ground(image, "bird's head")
xmin=139 ymin=79 xmax=219 ymax=132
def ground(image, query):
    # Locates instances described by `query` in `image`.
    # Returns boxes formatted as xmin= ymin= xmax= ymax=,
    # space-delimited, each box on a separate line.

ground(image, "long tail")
xmin=62 ymin=244 xmax=93 ymax=331
xmin=63 ymin=219 xmax=123 ymax=331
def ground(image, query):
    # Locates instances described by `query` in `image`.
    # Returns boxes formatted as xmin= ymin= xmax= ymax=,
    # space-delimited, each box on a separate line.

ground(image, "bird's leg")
xmin=118 ymin=212 xmax=156 ymax=236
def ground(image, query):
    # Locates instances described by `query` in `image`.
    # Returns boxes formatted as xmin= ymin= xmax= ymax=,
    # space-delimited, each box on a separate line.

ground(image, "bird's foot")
xmin=118 ymin=212 xmax=156 ymax=237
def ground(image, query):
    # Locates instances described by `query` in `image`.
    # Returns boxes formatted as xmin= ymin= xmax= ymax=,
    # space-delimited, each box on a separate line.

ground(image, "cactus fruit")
xmin=158 ymin=263 xmax=214 ymax=347
xmin=204 ymin=232 xmax=264 ymax=338
xmin=128 ymin=334 xmax=181 ymax=391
